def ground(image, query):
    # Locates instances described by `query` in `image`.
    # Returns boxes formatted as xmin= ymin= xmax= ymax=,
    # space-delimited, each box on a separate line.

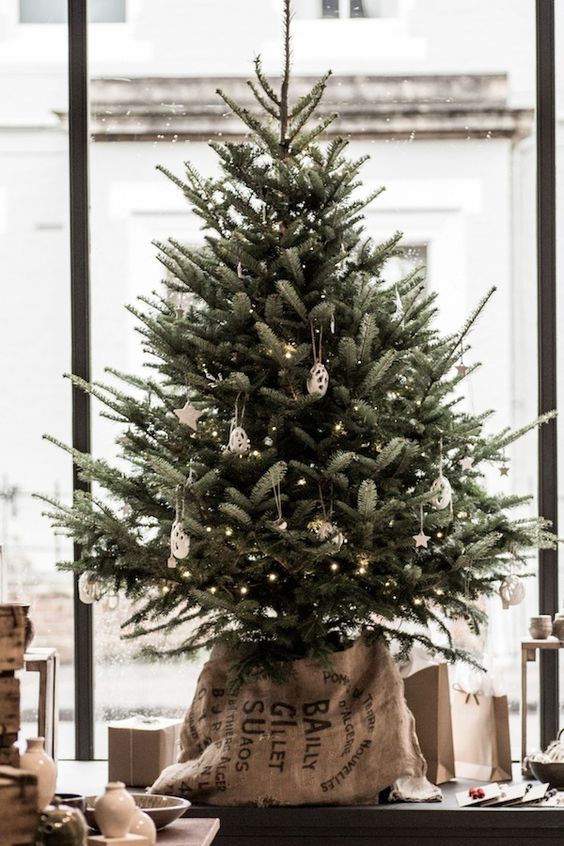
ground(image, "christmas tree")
xmin=42 ymin=1 xmax=553 ymax=681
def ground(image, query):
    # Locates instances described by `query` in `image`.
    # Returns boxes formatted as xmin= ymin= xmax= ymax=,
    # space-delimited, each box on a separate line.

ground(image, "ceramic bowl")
xmin=85 ymin=793 xmax=191 ymax=831
xmin=53 ymin=793 xmax=86 ymax=813
xmin=529 ymin=760 xmax=564 ymax=788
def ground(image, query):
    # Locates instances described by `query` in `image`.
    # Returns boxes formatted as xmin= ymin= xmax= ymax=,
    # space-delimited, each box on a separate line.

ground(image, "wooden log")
xmin=0 ymin=605 xmax=27 ymax=672
xmin=0 ymin=766 xmax=38 ymax=845
xmin=0 ymin=676 xmax=20 ymax=737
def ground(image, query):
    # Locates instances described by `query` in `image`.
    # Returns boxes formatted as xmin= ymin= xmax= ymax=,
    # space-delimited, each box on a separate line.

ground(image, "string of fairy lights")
xmin=77 ymin=290 xmax=521 ymax=617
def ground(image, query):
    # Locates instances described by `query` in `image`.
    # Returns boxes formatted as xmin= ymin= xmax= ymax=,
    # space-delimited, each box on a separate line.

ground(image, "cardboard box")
xmin=108 ymin=717 xmax=182 ymax=787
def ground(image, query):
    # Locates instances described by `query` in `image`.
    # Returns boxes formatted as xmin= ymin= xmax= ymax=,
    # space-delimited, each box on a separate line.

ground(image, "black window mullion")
xmin=68 ymin=0 xmax=94 ymax=760
xmin=536 ymin=0 xmax=559 ymax=749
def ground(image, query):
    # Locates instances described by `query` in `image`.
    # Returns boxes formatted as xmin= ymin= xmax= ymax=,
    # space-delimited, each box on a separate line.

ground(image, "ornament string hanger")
xmin=413 ymin=504 xmax=431 ymax=548
xmin=456 ymin=341 xmax=469 ymax=377
xmin=307 ymin=321 xmax=329 ymax=397
xmin=272 ymin=478 xmax=287 ymax=531
xmin=310 ymin=321 xmax=323 ymax=364
xmin=227 ymin=393 xmax=250 ymax=454
xmin=430 ymin=436 xmax=453 ymax=515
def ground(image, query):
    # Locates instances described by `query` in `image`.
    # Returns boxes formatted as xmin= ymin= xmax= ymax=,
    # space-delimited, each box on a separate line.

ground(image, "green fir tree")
xmin=40 ymin=1 xmax=554 ymax=682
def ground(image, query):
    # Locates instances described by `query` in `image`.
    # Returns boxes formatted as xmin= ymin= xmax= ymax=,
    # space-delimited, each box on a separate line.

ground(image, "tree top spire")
xmin=280 ymin=0 xmax=292 ymax=148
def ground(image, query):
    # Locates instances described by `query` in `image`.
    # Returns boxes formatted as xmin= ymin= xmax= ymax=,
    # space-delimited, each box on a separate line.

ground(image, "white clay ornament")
xmin=499 ymin=574 xmax=525 ymax=609
xmin=430 ymin=474 xmax=452 ymax=511
xmin=307 ymin=362 xmax=329 ymax=398
xmin=316 ymin=520 xmax=344 ymax=549
xmin=170 ymin=521 xmax=191 ymax=559
xmin=78 ymin=571 xmax=102 ymax=604
xmin=228 ymin=425 xmax=250 ymax=455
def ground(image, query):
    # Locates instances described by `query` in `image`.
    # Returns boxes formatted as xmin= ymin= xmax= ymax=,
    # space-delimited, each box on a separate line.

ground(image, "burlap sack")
xmin=150 ymin=637 xmax=427 ymax=805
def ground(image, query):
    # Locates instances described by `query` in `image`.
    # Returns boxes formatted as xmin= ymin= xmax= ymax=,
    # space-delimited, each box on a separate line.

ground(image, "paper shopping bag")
xmin=451 ymin=689 xmax=511 ymax=782
xmin=403 ymin=664 xmax=455 ymax=784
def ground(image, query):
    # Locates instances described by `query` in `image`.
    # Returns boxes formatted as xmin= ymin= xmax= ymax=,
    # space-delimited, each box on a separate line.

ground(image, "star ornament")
xmin=460 ymin=455 xmax=475 ymax=472
xmin=413 ymin=531 xmax=431 ymax=549
xmin=174 ymin=401 xmax=202 ymax=431
xmin=456 ymin=363 xmax=469 ymax=377
xmin=500 ymin=465 xmax=509 ymax=477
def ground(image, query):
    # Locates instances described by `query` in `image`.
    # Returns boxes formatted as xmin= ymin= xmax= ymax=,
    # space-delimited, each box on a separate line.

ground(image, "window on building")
xmin=320 ymin=0 xmax=398 ymax=18
xmin=19 ymin=0 xmax=126 ymax=24
xmin=350 ymin=0 xmax=366 ymax=17
xmin=322 ymin=0 xmax=340 ymax=18
xmin=385 ymin=244 xmax=428 ymax=288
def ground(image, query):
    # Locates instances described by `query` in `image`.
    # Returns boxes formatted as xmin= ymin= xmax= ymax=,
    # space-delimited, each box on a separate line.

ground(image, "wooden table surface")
xmin=157 ymin=818 xmax=220 ymax=846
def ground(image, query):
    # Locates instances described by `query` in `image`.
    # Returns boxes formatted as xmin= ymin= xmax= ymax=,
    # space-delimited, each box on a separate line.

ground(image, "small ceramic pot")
xmin=553 ymin=616 xmax=564 ymax=641
xmin=36 ymin=800 xmax=88 ymax=846
xmin=94 ymin=782 xmax=135 ymax=838
xmin=529 ymin=615 xmax=553 ymax=639
xmin=20 ymin=736 xmax=57 ymax=810
xmin=130 ymin=808 xmax=157 ymax=846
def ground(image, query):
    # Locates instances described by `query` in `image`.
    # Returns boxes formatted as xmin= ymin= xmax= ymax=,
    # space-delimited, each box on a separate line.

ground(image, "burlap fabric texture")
xmin=150 ymin=636 xmax=428 ymax=806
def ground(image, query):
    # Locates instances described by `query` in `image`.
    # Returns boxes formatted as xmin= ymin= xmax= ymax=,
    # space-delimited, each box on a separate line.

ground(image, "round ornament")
xmin=272 ymin=517 xmax=287 ymax=532
xmin=316 ymin=520 xmax=344 ymax=549
xmin=430 ymin=474 xmax=452 ymax=511
xmin=78 ymin=571 xmax=101 ymax=605
xmin=228 ymin=425 xmax=250 ymax=455
xmin=170 ymin=521 xmax=190 ymax=559
xmin=307 ymin=362 xmax=329 ymax=398
xmin=499 ymin=574 xmax=525 ymax=610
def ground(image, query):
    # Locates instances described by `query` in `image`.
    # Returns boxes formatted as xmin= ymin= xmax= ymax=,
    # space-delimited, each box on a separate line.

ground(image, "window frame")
xmin=66 ymin=0 xmax=559 ymax=759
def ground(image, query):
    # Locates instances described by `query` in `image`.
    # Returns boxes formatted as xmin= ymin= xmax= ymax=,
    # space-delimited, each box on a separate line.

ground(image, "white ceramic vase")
xmin=130 ymin=808 xmax=157 ymax=846
xmin=94 ymin=782 xmax=136 ymax=838
xmin=20 ymin=736 xmax=57 ymax=810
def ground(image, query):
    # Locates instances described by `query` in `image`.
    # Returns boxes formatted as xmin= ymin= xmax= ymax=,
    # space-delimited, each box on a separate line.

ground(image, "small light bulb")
xmin=271 ymin=426 xmax=277 ymax=431
xmin=210 ymin=586 xmax=217 ymax=594
xmin=297 ymin=478 xmax=306 ymax=486
xmin=206 ymin=526 xmax=212 ymax=533
xmin=162 ymin=586 xmax=170 ymax=594
xmin=435 ymin=588 xmax=444 ymax=596
xmin=181 ymin=570 xmax=191 ymax=580
xmin=414 ymin=597 xmax=423 ymax=606
xmin=268 ymin=573 xmax=278 ymax=582
xmin=212 ymin=429 xmax=218 ymax=437
xmin=436 ymin=531 xmax=444 ymax=539
xmin=240 ymin=586 xmax=248 ymax=595
xmin=225 ymin=528 xmax=233 ymax=537
xmin=251 ymin=450 xmax=260 ymax=457
xmin=353 ymin=405 xmax=359 ymax=411
xmin=358 ymin=566 xmax=367 ymax=575
xmin=457 ymin=511 xmax=467 ymax=519
xmin=330 ymin=562 xmax=339 ymax=572
xmin=334 ymin=422 xmax=344 ymax=433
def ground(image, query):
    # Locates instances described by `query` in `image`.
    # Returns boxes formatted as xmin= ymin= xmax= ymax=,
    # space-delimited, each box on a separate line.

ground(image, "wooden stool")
xmin=24 ymin=647 xmax=58 ymax=760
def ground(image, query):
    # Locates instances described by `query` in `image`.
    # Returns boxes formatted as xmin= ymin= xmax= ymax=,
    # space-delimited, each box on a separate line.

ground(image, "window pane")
xmin=83 ymin=0 xmax=538 ymax=762
xmin=20 ymin=0 xmax=126 ymax=24
xmin=322 ymin=0 xmax=340 ymax=18
xmin=0 ymin=13 xmax=74 ymax=755
xmin=350 ymin=0 xmax=365 ymax=17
